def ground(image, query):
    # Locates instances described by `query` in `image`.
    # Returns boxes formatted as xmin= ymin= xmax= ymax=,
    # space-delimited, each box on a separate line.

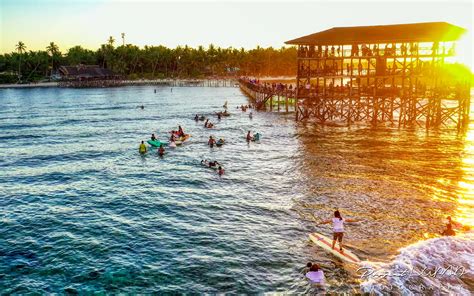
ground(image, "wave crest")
xmin=359 ymin=232 xmax=474 ymax=295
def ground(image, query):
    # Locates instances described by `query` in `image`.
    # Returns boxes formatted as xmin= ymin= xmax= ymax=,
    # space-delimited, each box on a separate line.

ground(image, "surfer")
xmin=208 ymin=136 xmax=216 ymax=148
xmin=246 ymin=131 xmax=252 ymax=143
xmin=201 ymin=160 xmax=220 ymax=168
xmin=178 ymin=126 xmax=185 ymax=137
xmin=442 ymin=222 xmax=456 ymax=236
xmin=305 ymin=262 xmax=325 ymax=284
xmin=151 ymin=134 xmax=157 ymax=141
xmin=209 ymin=160 xmax=219 ymax=168
xmin=139 ymin=141 xmax=147 ymax=154
xmin=253 ymin=132 xmax=260 ymax=141
xmin=218 ymin=166 xmax=225 ymax=176
xmin=158 ymin=144 xmax=165 ymax=157
xmin=320 ymin=210 xmax=359 ymax=253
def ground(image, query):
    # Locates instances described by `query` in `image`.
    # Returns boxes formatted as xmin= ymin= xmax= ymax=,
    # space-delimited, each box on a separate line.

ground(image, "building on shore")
xmin=58 ymin=65 xmax=122 ymax=87
xmin=282 ymin=22 xmax=470 ymax=129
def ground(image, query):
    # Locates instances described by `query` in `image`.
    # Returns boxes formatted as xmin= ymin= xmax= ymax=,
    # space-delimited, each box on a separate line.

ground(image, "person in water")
xmin=217 ymin=113 xmax=222 ymax=120
xmin=305 ymin=262 xmax=325 ymax=284
xmin=249 ymin=112 xmax=253 ymax=119
xmin=442 ymin=222 xmax=456 ymax=236
xmin=139 ymin=141 xmax=147 ymax=154
xmin=217 ymin=138 xmax=224 ymax=146
xmin=253 ymin=132 xmax=260 ymax=141
xmin=208 ymin=161 xmax=219 ymax=168
xmin=194 ymin=114 xmax=199 ymax=121
xmin=320 ymin=210 xmax=359 ymax=253
xmin=446 ymin=216 xmax=469 ymax=230
xmin=441 ymin=217 xmax=461 ymax=236
xmin=218 ymin=166 xmax=224 ymax=176
xmin=158 ymin=144 xmax=165 ymax=156
xmin=151 ymin=134 xmax=157 ymax=141
xmin=204 ymin=119 xmax=209 ymax=128
xmin=178 ymin=126 xmax=185 ymax=137
xmin=246 ymin=131 xmax=252 ymax=142
xmin=208 ymin=136 xmax=216 ymax=148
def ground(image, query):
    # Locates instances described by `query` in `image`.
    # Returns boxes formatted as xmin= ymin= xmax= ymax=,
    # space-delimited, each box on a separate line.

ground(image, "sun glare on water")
xmin=457 ymin=119 xmax=474 ymax=228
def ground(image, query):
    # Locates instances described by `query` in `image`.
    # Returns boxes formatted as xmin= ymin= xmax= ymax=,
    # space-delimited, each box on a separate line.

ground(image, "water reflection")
xmin=457 ymin=122 xmax=474 ymax=227
xmin=294 ymin=120 xmax=472 ymax=262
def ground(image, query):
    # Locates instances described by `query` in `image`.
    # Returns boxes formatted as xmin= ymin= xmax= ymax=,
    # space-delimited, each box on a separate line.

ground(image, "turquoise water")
xmin=1 ymin=86 xmax=473 ymax=294
xmin=0 ymin=86 xmax=312 ymax=294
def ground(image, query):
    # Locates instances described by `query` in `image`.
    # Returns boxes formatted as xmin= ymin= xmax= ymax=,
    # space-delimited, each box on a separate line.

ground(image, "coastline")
xmin=0 ymin=78 xmax=238 ymax=89
xmin=0 ymin=82 xmax=59 ymax=89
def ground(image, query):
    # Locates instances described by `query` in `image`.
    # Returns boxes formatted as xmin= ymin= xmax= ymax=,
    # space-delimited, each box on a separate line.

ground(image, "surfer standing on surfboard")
xmin=320 ymin=210 xmax=360 ymax=253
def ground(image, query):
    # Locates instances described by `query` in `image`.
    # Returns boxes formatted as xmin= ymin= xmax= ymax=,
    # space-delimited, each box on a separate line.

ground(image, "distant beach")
xmin=0 ymin=82 xmax=58 ymax=89
xmin=0 ymin=79 xmax=239 ymax=89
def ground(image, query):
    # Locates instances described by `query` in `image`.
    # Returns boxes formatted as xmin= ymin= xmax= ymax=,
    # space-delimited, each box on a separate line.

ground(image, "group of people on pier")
xmin=240 ymin=77 xmax=296 ymax=99
xmin=298 ymin=42 xmax=454 ymax=59
xmin=298 ymin=58 xmax=445 ymax=78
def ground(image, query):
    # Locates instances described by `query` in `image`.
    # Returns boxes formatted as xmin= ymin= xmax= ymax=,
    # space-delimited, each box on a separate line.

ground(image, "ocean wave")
xmin=359 ymin=232 xmax=474 ymax=295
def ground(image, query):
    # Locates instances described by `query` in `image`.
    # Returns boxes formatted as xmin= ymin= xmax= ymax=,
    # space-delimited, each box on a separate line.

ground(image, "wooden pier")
xmin=239 ymin=78 xmax=297 ymax=113
xmin=241 ymin=22 xmax=471 ymax=130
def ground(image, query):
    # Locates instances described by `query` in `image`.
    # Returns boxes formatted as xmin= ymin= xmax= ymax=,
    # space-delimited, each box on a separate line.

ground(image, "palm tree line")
xmin=0 ymin=38 xmax=297 ymax=83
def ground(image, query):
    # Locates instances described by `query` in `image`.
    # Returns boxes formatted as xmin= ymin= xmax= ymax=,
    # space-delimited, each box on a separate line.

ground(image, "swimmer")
xmin=158 ymin=144 xmax=165 ymax=157
xmin=218 ymin=166 xmax=224 ymax=176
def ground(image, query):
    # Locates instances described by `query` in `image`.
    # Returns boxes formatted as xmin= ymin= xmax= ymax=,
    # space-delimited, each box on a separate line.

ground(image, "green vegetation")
xmin=0 ymin=39 xmax=297 ymax=83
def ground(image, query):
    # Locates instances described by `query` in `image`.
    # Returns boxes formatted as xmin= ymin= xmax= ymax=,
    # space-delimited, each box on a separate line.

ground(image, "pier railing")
xmin=238 ymin=78 xmax=296 ymax=112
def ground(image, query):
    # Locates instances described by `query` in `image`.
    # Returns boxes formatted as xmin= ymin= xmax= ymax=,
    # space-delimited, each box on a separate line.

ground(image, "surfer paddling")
xmin=320 ymin=210 xmax=360 ymax=253
xmin=305 ymin=262 xmax=325 ymax=285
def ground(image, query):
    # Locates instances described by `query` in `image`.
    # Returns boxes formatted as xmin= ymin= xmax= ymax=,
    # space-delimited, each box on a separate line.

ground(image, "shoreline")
xmin=0 ymin=78 xmax=239 ymax=89
xmin=0 ymin=82 xmax=59 ymax=89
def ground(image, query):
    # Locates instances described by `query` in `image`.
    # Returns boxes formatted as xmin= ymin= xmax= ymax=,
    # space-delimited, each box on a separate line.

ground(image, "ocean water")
xmin=0 ymin=86 xmax=472 ymax=294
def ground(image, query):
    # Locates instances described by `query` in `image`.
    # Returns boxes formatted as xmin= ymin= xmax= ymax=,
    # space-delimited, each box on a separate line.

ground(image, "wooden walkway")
xmin=239 ymin=79 xmax=296 ymax=112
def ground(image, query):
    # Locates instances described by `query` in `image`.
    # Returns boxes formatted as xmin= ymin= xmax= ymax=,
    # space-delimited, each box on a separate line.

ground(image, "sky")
xmin=0 ymin=0 xmax=472 ymax=67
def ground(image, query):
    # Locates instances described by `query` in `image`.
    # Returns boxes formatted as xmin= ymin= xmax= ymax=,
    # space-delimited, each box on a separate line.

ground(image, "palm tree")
xmin=46 ymin=42 xmax=59 ymax=78
xmin=107 ymin=36 xmax=115 ymax=47
xmin=103 ymin=36 xmax=116 ymax=69
xmin=15 ymin=41 xmax=26 ymax=82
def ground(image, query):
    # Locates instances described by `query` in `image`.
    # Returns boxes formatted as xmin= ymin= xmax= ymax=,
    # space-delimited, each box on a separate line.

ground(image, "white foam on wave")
xmin=358 ymin=232 xmax=474 ymax=295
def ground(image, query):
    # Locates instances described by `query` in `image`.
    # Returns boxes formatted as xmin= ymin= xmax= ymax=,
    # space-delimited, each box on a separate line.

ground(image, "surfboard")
xmin=309 ymin=232 xmax=360 ymax=264
xmin=147 ymin=140 xmax=168 ymax=147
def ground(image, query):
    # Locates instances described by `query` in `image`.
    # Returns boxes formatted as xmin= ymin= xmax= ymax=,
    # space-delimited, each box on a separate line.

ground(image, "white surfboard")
xmin=309 ymin=232 xmax=360 ymax=264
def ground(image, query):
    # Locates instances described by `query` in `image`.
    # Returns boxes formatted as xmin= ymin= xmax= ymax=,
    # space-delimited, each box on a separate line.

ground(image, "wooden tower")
xmin=285 ymin=22 xmax=471 ymax=129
